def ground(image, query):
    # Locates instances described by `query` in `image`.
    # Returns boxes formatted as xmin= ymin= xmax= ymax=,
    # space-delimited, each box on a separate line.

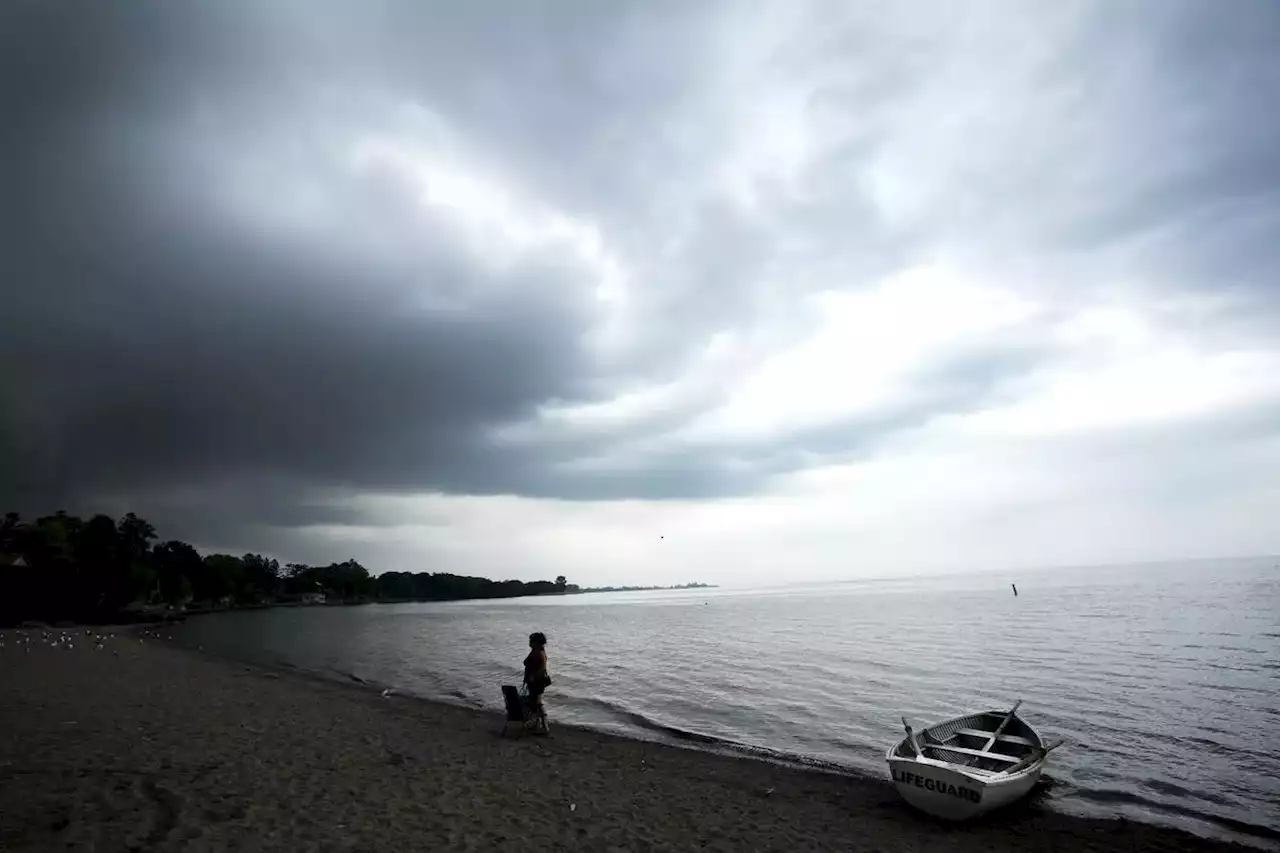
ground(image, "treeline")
xmin=375 ymin=571 xmax=577 ymax=601
xmin=0 ymin=510 xmax=576 ymax=626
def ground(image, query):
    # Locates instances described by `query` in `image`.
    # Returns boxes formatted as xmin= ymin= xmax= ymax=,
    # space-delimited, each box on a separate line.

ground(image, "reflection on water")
xmin=176 ymin=558 xmax=1280 ymax=847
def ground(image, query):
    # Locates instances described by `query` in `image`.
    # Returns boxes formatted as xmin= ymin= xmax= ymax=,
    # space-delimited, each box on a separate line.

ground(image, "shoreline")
xmin=1 ymin=627 xmax=1262 ymax=852
xmin=168 ymin=622 xmax=1278 ymax=850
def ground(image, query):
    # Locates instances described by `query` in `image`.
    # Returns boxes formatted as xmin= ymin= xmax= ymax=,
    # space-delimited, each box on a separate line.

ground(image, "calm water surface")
xmin=176 ymin=559 xmax=1280 ymax=847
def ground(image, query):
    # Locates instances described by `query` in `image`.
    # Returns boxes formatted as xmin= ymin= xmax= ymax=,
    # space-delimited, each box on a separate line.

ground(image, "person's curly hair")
xmin=529 ymin=632 xmax=547 ymax=647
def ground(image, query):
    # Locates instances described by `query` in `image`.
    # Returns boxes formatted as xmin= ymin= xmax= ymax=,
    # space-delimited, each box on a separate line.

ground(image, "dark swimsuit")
xmin=524 ymin=648 xmax=548 ymax=698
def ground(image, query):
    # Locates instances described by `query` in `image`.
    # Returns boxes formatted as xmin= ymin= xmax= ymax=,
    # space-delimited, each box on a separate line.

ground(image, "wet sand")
xmin=0 ymin=628 xmax=1248 ymax=852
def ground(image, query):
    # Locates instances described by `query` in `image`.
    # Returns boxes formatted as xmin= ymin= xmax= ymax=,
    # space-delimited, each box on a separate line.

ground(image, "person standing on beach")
xmin=523 ymin=632 xmax=551 ymax=734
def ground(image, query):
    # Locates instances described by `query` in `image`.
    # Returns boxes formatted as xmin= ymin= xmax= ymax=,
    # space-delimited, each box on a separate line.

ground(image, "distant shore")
xmin=574 ymin=582 xmax=718 ymax=594
xmin=74 ymin=582 xmax=722 ymax=625
xmin=0 ymin=628 xmax=1254 ymax=853
xmin=3 ymin=505 xmax=721 ymax=628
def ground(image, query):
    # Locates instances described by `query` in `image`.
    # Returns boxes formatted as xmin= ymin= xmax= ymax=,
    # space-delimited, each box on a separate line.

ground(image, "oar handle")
xmin=902 ymin=717 xmax=924 ymax=757
xmin=1004 ymin=739 xmax=1064 ymax=774
xmin=994 ymin=700 xmax=1023 ymax=735
xmin=981 ymin=699 xmax=1024 ymax=752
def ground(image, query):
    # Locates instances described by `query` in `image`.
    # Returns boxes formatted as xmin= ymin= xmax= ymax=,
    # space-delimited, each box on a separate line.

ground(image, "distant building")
xmin=300 ymin=591 xmax=327 ymax=605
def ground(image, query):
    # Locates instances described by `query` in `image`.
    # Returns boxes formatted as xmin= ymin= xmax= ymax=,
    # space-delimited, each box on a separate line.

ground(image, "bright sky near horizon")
xmin=2 ymin=1 xmax=1279 ymax=585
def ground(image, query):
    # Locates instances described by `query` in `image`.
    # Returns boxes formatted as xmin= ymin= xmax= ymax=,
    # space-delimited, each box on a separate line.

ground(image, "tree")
xmin=149 ymin=540 xmax=204 ymax=603
xmin=241 ymin=553 xmax=280 ymax=601
xmin=30 ymin=511 xmax=82 ymax=567
xmin=1 ymin=511 xmax=21 ymax=554
xmin=555 ymin=575 xmax=567 ymax=591
xmin=117 ymin=513 xmax=157 ymax=563
xmin=200 ymin=554 xmax=244 ymax=602
xmin=73 ymin=514 xmax=117 ymax=565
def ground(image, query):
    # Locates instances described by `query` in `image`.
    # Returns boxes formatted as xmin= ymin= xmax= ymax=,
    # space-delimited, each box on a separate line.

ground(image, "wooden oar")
xmin=980 ymin=699 xmax=1023 ymax=753
xmin=902 ymin=717 xmax=924 ymax=757
xmin=1003 ymin=739 xmax=1064 ymax=774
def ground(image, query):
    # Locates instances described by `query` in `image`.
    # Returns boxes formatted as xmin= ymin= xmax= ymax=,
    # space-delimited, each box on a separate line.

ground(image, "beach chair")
xmin=500 ymin=684 xmax=531 ymax=736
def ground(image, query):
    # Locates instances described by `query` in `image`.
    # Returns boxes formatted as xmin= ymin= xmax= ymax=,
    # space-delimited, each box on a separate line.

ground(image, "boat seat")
xmin=953 ymin=727 xmax=1037 ymax=747
xmin=924 ymin=743 xmax=1021 ymax=763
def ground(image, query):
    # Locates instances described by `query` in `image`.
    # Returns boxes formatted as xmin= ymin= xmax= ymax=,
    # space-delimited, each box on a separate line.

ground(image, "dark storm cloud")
xmin=0 ymin=1 xmax=613 ymax=518
xmin=3 ymin=0 xmax=1280 ymax=551
xmin=0 ymin=0 xmax=752 ymax=528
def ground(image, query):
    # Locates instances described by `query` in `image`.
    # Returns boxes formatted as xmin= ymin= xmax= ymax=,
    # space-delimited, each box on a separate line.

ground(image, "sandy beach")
xmin=0 ymin=628 xmax=1247 ymax=852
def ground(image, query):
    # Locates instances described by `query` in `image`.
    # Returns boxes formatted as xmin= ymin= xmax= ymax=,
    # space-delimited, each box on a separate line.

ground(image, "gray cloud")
xmin=3 ymin=0 xmax=1279 ymax=556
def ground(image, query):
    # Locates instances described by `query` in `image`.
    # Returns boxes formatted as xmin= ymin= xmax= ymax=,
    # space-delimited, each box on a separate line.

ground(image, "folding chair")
xmin=500 ymin=684 xmax=531 ymax=736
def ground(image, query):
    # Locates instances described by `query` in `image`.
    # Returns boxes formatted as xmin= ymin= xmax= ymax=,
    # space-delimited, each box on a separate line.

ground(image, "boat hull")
xmin=885 ymin=708 xmax=1050 ymax=820
xmin=886 ymin=756 xmax=1042 ymax=820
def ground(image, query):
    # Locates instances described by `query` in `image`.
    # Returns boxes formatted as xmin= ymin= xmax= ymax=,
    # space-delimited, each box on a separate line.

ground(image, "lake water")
xmin=174 ymin=558 xmax=1280 ymax=847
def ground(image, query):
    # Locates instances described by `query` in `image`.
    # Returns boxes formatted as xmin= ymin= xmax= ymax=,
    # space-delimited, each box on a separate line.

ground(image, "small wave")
xmin=1170 ymin=734 xmax=1250 ymax=758
xmin=577 ymin=696 xmax=731 ymax=746
xmin=1143 ymin=777 xmax=1238 ymax=808
xmin=1202 ymin=660 xmax=1259 ymax=673
xmin=1188 ymin=681 xmax=1272 ymax=698
xmin=1073 ymin=788 xmax=1280 ymax=844
xmin=575 ymin=696 xmax=852 ymax=773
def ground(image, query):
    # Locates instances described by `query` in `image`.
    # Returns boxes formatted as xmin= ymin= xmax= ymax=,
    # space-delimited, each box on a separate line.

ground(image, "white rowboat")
xmin=886 ymin=702 xmax=1061 ymax=820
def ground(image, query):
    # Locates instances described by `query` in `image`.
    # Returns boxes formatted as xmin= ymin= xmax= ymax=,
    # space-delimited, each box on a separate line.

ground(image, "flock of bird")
xmin=0 ymin=626 xmax=178 ymax=653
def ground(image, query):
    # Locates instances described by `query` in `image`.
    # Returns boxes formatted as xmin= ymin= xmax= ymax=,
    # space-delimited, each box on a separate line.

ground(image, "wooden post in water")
xmin=1011 ymin=583 xmax=1018 ymax=597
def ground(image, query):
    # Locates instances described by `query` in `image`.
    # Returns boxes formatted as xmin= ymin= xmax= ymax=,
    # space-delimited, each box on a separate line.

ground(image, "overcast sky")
xmin=2 ymin=1 xmax=1278 ymax=585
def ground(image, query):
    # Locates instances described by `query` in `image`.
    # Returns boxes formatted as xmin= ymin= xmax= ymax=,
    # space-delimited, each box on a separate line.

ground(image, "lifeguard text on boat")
xmin=890 ymin=768 xmax=982 ymax=803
